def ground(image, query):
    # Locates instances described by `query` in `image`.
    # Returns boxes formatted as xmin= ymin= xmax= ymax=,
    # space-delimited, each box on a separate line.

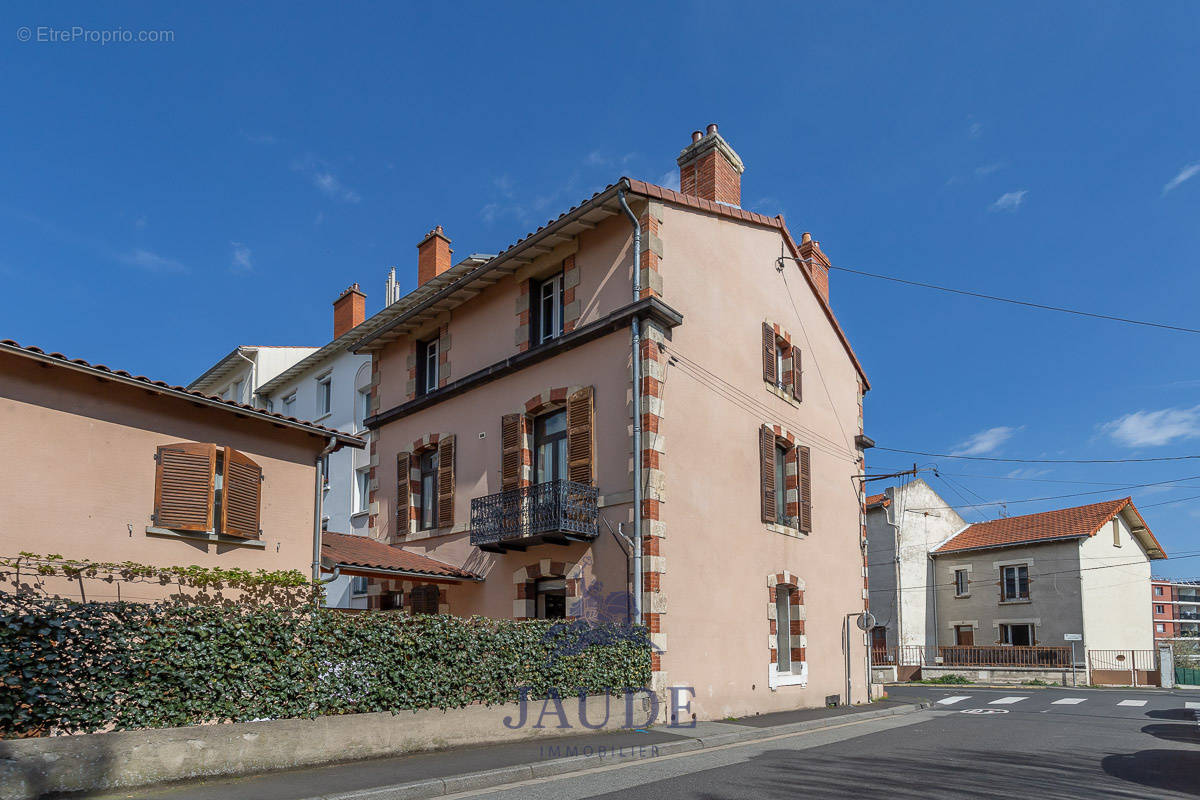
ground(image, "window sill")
xmin=313 ymin=412 xmax=333 ymax=424
xmin=765 ymin=521 xmax=807 ymax=540
xmin=764 ymin=382 xmax=800 ymax=407
xmin=145 ymin=526 xmax=265 ymax=548
xmin=350 ymin=510 xmax=370 ymax=519
xmin=768 ymin=661 xmax=808 ymax=689
xmin=999 ymin=599 xmax=1032 ymax=605
xmin=954 ymin=594 xmax=971 ymax=600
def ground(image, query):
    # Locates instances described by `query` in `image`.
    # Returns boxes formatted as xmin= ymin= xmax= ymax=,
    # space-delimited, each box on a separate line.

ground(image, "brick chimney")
xmin=333 ymin=283 xmax=366 ymax=339
xmin=799 ymin=232 xmax=831 ymax=304
xmin=417 ymin=225 xmax=453 ymax=285
xmin=676 ymin=123 xmax=745 ymax=206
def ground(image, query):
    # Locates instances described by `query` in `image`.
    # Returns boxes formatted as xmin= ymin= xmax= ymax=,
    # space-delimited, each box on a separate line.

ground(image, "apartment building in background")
xmin=188 ymin=345 xmax=318 ymax=407
xmin=0 ymin=339 xmax=363 ymax=601
xmin=347 ymin=125 xmax=876 ymax=719
xmin=1153 ymin=577 xmax=1200 ymax=641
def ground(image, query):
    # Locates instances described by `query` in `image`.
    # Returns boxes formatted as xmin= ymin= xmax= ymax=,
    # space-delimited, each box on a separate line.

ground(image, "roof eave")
xmin=933 ymin=533 xmax=1089 ymax=556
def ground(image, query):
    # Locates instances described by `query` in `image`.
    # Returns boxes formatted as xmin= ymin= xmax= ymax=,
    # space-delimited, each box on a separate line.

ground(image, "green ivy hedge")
xmin=0 ymin=597 xmax=651 ymax=738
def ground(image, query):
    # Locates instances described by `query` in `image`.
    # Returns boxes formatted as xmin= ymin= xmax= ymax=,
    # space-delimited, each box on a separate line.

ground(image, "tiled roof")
xmin=0 ymin=339 xmax=364 ymax=446
xmin=320 ymin=532 xmax=479 ymax=580
xmin=933 ymin=497 xmax=1166 ymax=558
xmin=866 ymin=493 xmax=890 ymax=509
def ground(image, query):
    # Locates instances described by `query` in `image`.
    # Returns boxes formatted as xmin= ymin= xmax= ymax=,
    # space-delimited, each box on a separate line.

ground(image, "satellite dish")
xmin=856 ymin=611 xmax=876 ymax=631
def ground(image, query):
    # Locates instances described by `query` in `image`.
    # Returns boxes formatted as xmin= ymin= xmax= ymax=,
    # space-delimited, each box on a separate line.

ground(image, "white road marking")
xmin=936 ymin=696 xmax=971 ymax=705
xmin=1186 ymin=702 xmax=1200 ymax=710
xmin=988 ymin=696 xmax=1028 ymax=705
xmin=1117 ymin=700 xmax=1147 ymax=707
xmin=1052 ymin=698 xmax=1086 ymax=705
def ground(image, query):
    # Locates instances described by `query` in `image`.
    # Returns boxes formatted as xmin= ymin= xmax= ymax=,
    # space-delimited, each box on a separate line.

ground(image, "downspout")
xmin=233 ymin=347 xmax=257 ymax=407
xmin=312 ymin=437 xmax=339 ymax=598
xmin=618 ymin=185 xmax=643 ymax=626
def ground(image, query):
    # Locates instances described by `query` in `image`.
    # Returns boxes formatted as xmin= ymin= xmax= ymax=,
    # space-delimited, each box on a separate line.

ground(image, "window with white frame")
xmin=356 ymin=387 xmax=371 ymax=430
xmin=775 ymin=584 xmax=794 ymax=672
xmin=534 ymin=272 xmax=564 ymax=345
xmin=282 ymin=393 xmax=296 ymax=417
xmin=417 ymin=449 xmax=439 ymax=530
xmin=351 ymin=576 xmax=369 ymax=595
xmin=1156 ymin=623 xmax=1165 ymax=633
xmin=1001 ymin=564 xmax=1030 ymax=601
xmin=999 ymin=622 xmax=1033 ymax=646
xmin=354 ymin=467 xmax=370 ymax=514
xmin=316 ymin=374 xmax=332 ymax=416
xmin=774 ymin=342 xmax=787 ymax=390
xmin=954 ymin=569 xmax=969 ymax=597
xmin=319 ymin=453 xmax=330 ymax=489
xmin=417 ymin=338 xmax=439 ymax=395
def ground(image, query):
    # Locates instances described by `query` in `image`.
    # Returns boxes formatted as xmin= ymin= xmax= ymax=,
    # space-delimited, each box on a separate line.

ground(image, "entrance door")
xmin=871 ymin=626 xmax=887 ymax=652
xmin=955 ymin=625 xmax=974 ymax=646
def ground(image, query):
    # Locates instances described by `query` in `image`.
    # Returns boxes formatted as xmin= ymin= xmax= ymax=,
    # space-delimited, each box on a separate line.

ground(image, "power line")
xmin=819 ymin=261 xmax=1200 ymax=335
xmin=903 ymin=472 xmax=1200 ymax=511
xmin=876 ymin=446 xmax=1200 ymax=465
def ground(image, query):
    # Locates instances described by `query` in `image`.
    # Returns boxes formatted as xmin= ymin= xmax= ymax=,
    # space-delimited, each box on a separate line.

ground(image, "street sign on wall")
xmin=1064 ymin=634 xmax=1082 ymax=641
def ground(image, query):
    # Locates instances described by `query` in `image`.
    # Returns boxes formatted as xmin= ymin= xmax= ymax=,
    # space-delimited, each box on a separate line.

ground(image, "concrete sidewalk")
xmin=78 ymin=699 xmax=926 ymax=800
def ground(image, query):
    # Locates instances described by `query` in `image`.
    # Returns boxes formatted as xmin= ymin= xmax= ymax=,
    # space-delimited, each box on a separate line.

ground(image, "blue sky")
xmin=5 ymin=2 xmax=1200 ymax=576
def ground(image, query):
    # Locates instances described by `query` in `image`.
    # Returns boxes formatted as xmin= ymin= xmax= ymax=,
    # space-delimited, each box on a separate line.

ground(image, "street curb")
xmin=305 ymin=702 xmax=930 ymax=800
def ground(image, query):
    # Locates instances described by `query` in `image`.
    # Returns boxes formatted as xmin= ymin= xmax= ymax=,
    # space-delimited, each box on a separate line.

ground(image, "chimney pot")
xmin=333 ymin=283 xmax=366 ymax=339
xmin=691 ymin=130 xmax=703 ymax=143
xmin=801 ymin=232 xmax=812 ymax=244
xmin=706 ymin=123 xmax=718 ymax=135
xmin=417 ymin=225 xmax=454 ymax=285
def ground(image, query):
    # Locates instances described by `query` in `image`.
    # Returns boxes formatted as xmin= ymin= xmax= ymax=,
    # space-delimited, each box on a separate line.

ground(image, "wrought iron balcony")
xmin=470 ymin=479 xmax=598 ymax=552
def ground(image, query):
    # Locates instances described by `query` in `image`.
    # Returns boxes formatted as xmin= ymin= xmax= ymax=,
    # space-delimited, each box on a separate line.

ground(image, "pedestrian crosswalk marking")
xmin=988 ymin=696 xmax=1027 ymax=705
xmin=1117 ymin=700 xmax=1147 ymax=707
xmin=936 ymin=696 xmax=971 ymax=705
xmin=1186 ymin=702 xmax=1200 ymax=710
xmin=1052 ymin=698 xmax=1086 ymax=705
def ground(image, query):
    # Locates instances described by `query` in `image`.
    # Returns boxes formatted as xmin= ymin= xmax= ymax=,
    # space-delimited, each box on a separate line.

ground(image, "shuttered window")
xmin=500 ymin=413 xmax=524 ymax=491
xmin=798 ymin=445 xmax=812 ymax=533
xmin=762 ymin=323 xmax=777 ymax=386
xmin=396 ymin=451 xmax=412 ymax=534
xmin=410 ymin=584 xmax=440 ymax=615
xmin=153 ymin=442 xmax=261 ymax=538
xmin=792 ymin=348 xmax=802 ymax=402
xmin=437 ymin=435 xmax=455 ymax=528
xmin=759 ymin=429 xmax=813 ymax=532
xmin=759 ymin=425 xmax=777 ymax=524
xmin=566 ymin=387 xmax=595 ymax=485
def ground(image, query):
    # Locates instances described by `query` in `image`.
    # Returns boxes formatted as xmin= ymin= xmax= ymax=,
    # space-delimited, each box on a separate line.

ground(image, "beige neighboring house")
xmin=0 ymin=339 xmax=363 ymax=601
xmin=343 ymin=124 xmax=876 ymax=719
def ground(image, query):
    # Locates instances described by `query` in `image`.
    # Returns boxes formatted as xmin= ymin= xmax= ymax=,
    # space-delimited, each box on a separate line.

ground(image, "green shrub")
xmin=920 ymin=674 xmax=971 ymax=685
xmin=0 ymin=596 xmax=650 ymax=738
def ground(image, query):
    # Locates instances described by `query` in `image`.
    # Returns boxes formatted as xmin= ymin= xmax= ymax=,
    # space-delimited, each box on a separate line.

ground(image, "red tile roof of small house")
xmin=866 ymin=493 xmax=890 ymax=509
xmin=933 ymin=497 xmax=1166 ymax=559
xmin=320 ymin=532 xmax=480 ymax=581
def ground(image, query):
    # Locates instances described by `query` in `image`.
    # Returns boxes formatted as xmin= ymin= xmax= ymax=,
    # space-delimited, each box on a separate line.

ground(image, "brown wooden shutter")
xmin=437 ymin=435 xmax=455 ymax=528
xmin=410 ymin=584 xmax=439 ymax=614
xmin=798 ymin=445 xmax=813 ymax=532
xmin=567 ymin=387 xmax=595 ymax=484
xmin=759 ymin=425 xmax=776 ymax=523
xmin=501 ymin=414 xmax=522 ymax=491
xmin=762 ymin=323 xmax=776 ymax=385
xmin=154 ymin=442 xmax=216 ymax=532
xmin=396 ymin=451 xmax=412 ymax=534
xmin=222 ymin=448 xmax=263 ymax=539
xmin=792 ymin=348 xmax=802 ymax=402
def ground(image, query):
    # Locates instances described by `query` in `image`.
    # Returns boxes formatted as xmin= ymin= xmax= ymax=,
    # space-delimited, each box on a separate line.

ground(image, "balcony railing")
xmin=470 ymin=479 xmax=598 ymax=551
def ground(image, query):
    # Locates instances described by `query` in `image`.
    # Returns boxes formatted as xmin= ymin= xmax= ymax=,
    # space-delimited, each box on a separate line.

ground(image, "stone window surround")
xmin=767 ymin=570 xmax=807 ymax=689
xmin=515 ymin=255 xmax=582 ymax=353
xmin=763 ymin=320 xmax=801 ymax=406
xmin=396 ymin=432 xmax=452 ymax=541
xmin=513 ymin=558 xmax=583 ymax=621
xmin=506 ymin=386 xmax=587 ymax=489
xmin=763 ymin=424 xmax=807 ymax=535
xmin=405 ymin=322 xmax=452 ymax=401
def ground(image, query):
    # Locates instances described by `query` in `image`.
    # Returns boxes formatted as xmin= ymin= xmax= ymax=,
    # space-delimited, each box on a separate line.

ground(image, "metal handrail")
xmin=470 ymin=480 xmax=598 ymax=546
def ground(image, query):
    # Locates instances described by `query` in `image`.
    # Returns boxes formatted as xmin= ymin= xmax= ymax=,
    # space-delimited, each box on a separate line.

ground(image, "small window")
xmin=533 ymin=410 xmax=568 ymax=485
xmin=417 ymin=338 xmax=439 ymax=396
xmin=418 ymin=449 xmax=439 ymax=530
xmin=317 ymin=375 xmax=332 ymax=416
xmin=354 ymin=467 xmax=370 ymax=514
xmin=531 ymin=272 xmax=564 ymax=346
xmin=282 ymin=393 xmax=296 ymax=417
xmin=1155 ymin=604 xmax=1165 ymax=614
xmin=153 ymin=442 xmax=262 ymax=539
xmin=266 ymin=399 xmax=275 ymax=413
xmin=351 ymin=576 xmax=369 ymax=595
xmin=535 ymin=577 xmax=567 ymax=619
xmin=954 ymin=569 xmax=969 ymax=597
xmin=774 ymin=343 xmax=787 ymax=390
xmin=1112 ymin=518 xmax=1121 ymax=547
xmin=356 ymin=387 xmax=371 ymax=430
xmin=774 ymin=444 xmax=789 ymax=524
xmin=1156 ymin=623 xmax=1165 ymax=633
xmin=999 ymin=623 xmax=1033 ymax=646
xmin=410 ymin=584 xmax=440 ymax=614
xmin=1001 ymin=565 xmax=1030 ymax=601
xmin=775 ymin=584 xmax=793 ymax=672
xmin=1155 ymin=585 xmax=1164 ymax=596
xmin=319 ymin=453 xmax=330 ymax=489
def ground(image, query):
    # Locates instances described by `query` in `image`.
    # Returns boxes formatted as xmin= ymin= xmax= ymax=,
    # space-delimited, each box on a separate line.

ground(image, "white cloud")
xmin=291 ymin=156 xmax=360 ymax=203
xmin=974 ymin=163 xmax=1002 ymax=177
xmin=230 ymin=242 xmax=253 ymax=273
xmin=990 ymin=190 xmax=1027 ymax=212
xmin=1162 ymin=163 xmax=1200 ymax=196
xmin=1100 ymin=405 xmax=1200 ymax=447
xmin=950 ymin=426 xmax=1019 ymax=456
xmin=118 ymin=248 xmax=187 ymax=273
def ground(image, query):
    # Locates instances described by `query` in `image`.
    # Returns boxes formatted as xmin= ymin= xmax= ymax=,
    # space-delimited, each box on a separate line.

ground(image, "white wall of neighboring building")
xmin=866 ymin=479 xmax=966 ymax=650
xmin=1079 ymin=509 xmax=1154 ymax=651
xmin=201 ymin=347 xmax=319 ymax=408
xmin=262 ymin=349 xmax=372 ymax=608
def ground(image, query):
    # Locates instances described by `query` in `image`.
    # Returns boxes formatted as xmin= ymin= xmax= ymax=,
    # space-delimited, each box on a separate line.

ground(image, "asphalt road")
xmin=450 ymin=685 xmax=1200 ymax=799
